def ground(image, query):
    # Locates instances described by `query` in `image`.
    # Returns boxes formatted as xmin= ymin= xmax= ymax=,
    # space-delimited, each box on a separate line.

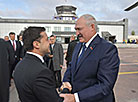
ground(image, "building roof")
xmin=0 ymin=17 xmax=127 ymax=26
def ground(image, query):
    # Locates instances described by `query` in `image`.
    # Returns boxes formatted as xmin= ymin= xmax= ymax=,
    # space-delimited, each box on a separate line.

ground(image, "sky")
xmin=0 ymin=0 xmax=138 ymax=35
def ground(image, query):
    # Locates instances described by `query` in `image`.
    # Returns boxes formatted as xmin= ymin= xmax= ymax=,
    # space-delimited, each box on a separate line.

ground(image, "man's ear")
xmin=33 ymin=41 xmax=40 ymax=49
xmin=91 ymin=24 xmax=95 ymax=31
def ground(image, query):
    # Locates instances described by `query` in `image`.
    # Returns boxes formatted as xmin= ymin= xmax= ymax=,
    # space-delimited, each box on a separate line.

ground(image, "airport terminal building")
xmin=0 ymin=5 xmax=128 ymax=43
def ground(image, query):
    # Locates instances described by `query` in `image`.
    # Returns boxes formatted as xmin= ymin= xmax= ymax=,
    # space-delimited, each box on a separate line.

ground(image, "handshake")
xmin=59 ymin=82 xmax=75 ymax=102
xmin=60 ymin=82 xmax=72 ymax=93
xmin=60 ymin=88 xmax=70 ymax=94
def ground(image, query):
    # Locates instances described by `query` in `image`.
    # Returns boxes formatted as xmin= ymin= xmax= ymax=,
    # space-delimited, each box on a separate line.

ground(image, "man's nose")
xmin=76 ymin=30 xmax=80 ymax=36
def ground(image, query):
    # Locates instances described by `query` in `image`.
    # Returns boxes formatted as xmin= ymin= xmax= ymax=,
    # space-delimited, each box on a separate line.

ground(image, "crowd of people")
xmin=0 ymin=14 xmax=120 ymax=102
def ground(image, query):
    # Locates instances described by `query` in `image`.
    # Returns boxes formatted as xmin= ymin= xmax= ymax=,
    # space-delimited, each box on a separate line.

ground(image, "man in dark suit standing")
xmin=48 ymin=35 xmax=64 ymax=88
xmin=60 ymin=14 xmax=120 ymax=102
xmin=0 ymin=38 xmax=9 ymax=102
xmin=13 ymin=27 xmax=63 ymax=102
xmin=18 ymin=34 xmax=26 ymax=58
xmin=65 ymin=35 xmax=78 ymax=67
xmin=7 ymin=32 xmax=22 ymax=81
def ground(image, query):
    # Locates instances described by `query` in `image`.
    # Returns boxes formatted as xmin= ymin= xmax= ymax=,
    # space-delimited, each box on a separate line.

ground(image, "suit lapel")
xmin=72 ymin=43 xmax=82 ymax=73
xmin=74 ymin=34 xmax=101 ymax=74
xmin=9 ymin=40 xmax=18 ymax=51
xmin=9 ymin=40 xmax=15 ymax=51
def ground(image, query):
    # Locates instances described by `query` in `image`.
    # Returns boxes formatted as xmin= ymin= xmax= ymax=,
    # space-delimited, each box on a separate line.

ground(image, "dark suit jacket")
xmin=7 ymin=40 xmax=22 ymax=65
xmin=0 ymin=39 xmax=9 ymax=102
xmin=63 ymin=34 xmax=120 ymax=102
xmin=65 ymin=40 xmax=78 ymax=66
xmin=48 ymin=43 xmax=64 ymax=71
xmin=19 ymin=41 xmax=26 ymax=58
xmin=14 ymin=53 xmax=63 ymax=102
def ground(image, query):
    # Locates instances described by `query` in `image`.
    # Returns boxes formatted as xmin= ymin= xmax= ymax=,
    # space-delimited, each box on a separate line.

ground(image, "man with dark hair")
xmin=7 ymin=32 xmax=22 ymax=85
xmin=13 ymin=27 xmax=63 ymax=102
xmin=0 ymin=38 xmax=9 ymax=102
xmin=48 ymin=35 xmax=64 ymax=88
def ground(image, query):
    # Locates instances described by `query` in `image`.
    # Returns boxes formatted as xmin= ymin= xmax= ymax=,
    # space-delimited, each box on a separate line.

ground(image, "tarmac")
xmin=9 ymin=44 xmax=138 ymax=102
xmin=114 ymin=45 xmax=138 ymax=102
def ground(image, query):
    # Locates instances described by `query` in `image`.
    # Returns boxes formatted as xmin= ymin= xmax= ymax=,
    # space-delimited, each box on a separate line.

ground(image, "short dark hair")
xmin=22 ymin=26 xmax=45 ymax=51
xmin=50 ymin=35 xmax=55 ymax=37
xmin=9 ymin=32 xmax=15 ymax=35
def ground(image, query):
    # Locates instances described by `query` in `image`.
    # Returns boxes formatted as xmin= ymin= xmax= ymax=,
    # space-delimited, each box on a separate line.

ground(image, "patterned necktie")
xmin=13 ymin=40 xmax=16 ymax=51
xmin=77 ymin=43 xmax=86 ymax=65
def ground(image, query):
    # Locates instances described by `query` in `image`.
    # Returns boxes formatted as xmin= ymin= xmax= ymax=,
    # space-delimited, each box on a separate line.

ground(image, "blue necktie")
xmin=77 ymin=43 xmax=86 ymax=65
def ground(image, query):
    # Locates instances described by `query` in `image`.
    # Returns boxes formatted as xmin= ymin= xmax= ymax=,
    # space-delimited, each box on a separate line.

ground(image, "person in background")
xmin=19 ymin=34 xmax=26 ymax=58
xmin=0 ymin=38 xmax=9 ymax=102
xmin=48 ymin=35 xmax=64 ymax=88
xmin=6 ymin=32 xmax=22 ymax=85
xmin=4 ymin=36 xmax=9 ymax=41
xmin=65 ymin=35 xmax=78 ymax=67
xmin=60 ymin=14 xmax=120 ymax=102
xmin=7 ymin=32 xmax=22 ymax=82
xmin=13 ymin=27 xmax=63 ymax=102
xmin=19 ymin=35 xmax=23 ymax=46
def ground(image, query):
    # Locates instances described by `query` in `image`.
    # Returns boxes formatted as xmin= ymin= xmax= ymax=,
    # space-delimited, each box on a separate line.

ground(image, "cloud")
xmin=127 ymin=9 xmax=138 ymax=34
xmin=0 ymin=0 xmax=138 ymax=34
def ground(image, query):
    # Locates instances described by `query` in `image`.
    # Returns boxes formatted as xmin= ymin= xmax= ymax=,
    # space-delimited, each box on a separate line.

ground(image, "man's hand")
xmin=48 ymin=54 xmax=53 ymax=58
xmin=60 ymin=82 xmax=72 ymax=92
xmin=60 ymin=94 xmax=75 ymax=102
xmin=60 ymin=65 xmax=63 ymax=68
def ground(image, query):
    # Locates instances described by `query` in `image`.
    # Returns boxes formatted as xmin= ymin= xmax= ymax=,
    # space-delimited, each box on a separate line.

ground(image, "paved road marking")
xmin=119 ymin=71 xmax=138 ymax=75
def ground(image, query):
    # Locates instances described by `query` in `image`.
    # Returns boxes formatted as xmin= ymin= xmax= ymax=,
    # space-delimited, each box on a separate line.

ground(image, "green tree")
xmin=131 ymin=30 xmax=135 ymax=35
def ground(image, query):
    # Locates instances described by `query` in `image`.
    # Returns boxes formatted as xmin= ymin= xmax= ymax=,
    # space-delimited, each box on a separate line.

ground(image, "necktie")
xmin=77 ymin=43 xmax=86 ymax=65
xmin=13 ymin=40 xmax=16 ymax=51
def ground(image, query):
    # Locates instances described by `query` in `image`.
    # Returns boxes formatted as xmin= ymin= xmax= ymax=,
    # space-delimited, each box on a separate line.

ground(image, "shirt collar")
xmin=51 ymin=44 xmax=54 ymax=48
xmin=10 ymin=40 xmax=15 ymax=43
xmin=27 ymin=51 xmax=44 ymax=63
xmin=85 ymin=33 xmax=97 ymax=48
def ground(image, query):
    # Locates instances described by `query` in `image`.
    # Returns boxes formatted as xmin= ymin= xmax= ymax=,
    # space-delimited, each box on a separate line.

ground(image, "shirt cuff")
xmin=74 ymin=93 xmax=80 ymax=102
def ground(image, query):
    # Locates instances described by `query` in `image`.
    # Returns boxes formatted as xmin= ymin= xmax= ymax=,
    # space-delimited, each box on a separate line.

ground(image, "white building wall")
xmin=0 ymin=22 xmax=124 ymax=43
xmin=0 ymin=23 xmax=75 ymax=39
xmin=98 ymin=25 xmax=123 ymax=42
xmin=0 ymin=23 xmax=50 ymax=38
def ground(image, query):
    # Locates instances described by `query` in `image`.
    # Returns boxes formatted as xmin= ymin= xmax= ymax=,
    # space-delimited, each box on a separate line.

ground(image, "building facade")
xmin=0 ymin=5 xmax=128 ymax=43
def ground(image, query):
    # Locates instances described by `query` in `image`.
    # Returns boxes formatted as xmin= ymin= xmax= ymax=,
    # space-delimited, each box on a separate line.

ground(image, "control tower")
xmin=54 ymin=5 xmax=78 ymax=20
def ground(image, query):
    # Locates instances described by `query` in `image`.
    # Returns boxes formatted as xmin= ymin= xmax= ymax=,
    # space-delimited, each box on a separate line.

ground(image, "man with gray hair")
xmin=60 ymin=14 xmax=120 ymax=102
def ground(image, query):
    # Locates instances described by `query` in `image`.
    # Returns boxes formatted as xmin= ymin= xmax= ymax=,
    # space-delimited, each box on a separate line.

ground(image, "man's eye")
xmin=75 ymin=28 xmax=81 ymax=30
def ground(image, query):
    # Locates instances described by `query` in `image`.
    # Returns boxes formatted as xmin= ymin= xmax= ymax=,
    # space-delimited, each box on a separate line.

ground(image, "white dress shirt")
xmin=26 ymin=52 xmax=44 ymax=63
xmin=10 ymin=40 xmax=16 ymax=50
